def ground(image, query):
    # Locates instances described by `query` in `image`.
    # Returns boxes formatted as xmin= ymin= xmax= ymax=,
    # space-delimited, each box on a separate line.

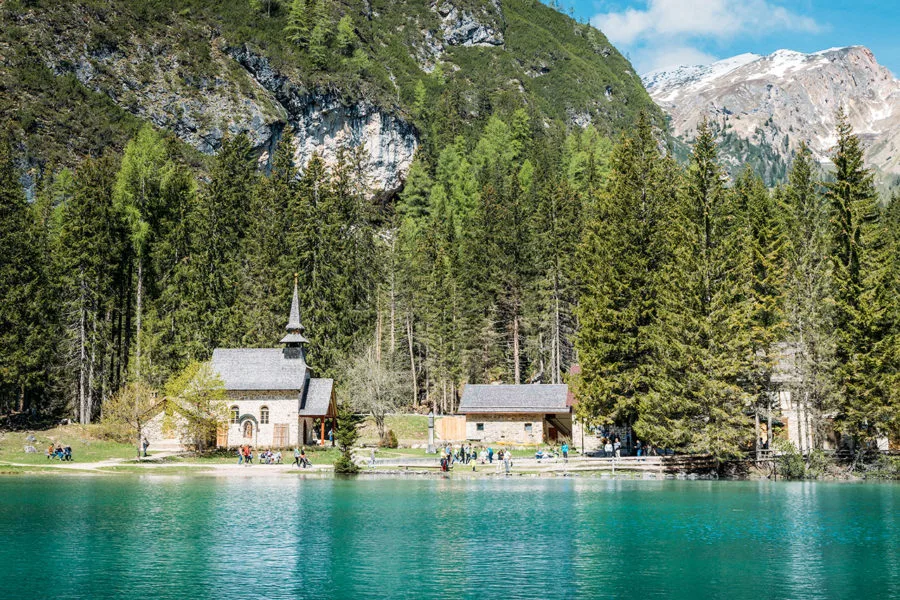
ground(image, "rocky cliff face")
xmin=10 ymin=4 xmax=418 ymax=193
xmin=434 ymin=0 xmax=505 ymax=48
xmin=644 ymin=46 xmax=900 ymax=181
xmin=1 ymin=0 xmax=663 ymax=193
xmin=230 ymin=47 xmax=417 ymax=193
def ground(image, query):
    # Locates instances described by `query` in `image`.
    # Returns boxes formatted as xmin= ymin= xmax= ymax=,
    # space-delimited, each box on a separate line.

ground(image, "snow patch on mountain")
xmin=642 ymin=46 xmax=900 ymax=180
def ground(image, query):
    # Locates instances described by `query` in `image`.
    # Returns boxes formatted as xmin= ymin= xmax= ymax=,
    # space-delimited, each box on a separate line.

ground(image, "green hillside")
xmin=0 ymin=0 xmax=664 ymax=177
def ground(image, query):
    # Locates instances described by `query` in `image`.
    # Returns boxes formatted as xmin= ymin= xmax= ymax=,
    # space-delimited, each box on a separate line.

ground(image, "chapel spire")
xmin=280 ymin=274 xmax=309 ymax=348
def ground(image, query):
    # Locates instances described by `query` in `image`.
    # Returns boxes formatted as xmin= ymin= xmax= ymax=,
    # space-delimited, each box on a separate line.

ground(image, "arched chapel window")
xmin=230 ymin=406 xmax=239 ymax=424
xmin=261 ymin=406 xmax=270 ymax=424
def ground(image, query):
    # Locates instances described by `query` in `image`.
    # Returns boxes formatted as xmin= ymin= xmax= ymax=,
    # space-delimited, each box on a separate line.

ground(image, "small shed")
xmin=458 ymin=384 xmax=572 ymax=444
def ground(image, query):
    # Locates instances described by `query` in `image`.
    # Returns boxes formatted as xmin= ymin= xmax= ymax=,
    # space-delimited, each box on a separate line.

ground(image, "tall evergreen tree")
xmin=781 ymin=144 xmax=836 ymax=449
xmin=733 ymin=167 xmax=787 ymax=448
xmin=0 ymin=136 xmax=48 ymax=413
xmin=575 ymin=112 xmax=677 ymax=427
xmin=640 ymin=121 xmax=752 ymax=459
xmin=826 ymin=110 xmax=894 ymax=442
xmin=187 ymin=133 xmax=257 ymax=354
xmin=235 ymin=128 xmax=295 ymax=347
xmin=113 ymin=124 xmax=170 ymax=382
xmin=57 ymin=155 xmax=124 ymax=423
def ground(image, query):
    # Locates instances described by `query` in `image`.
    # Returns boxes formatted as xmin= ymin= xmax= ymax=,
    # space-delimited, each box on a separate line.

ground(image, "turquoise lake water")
xmin=0 ymin=476 xmax=896 ymax=599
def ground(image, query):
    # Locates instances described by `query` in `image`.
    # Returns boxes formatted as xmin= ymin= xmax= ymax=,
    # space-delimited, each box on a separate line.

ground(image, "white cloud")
xmin=637 ymin=45 xmax=719 ymax=73
xmin=592 ymin=0 xmax=823 ymax=46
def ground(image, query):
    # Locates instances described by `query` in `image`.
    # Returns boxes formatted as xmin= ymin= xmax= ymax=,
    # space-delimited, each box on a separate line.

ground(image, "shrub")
xmin=774 ymin=438 xmax=806 ymax=480
xmin=806 ymin=449 xmax=831 ymax=479
xmin=380 ymin=429 xmax=398 ymax=448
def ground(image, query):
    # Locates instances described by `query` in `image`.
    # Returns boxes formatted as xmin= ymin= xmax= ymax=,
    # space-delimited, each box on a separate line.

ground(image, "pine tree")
xmin=285 ymin=0 xmax=316 ymax=47
xmin=781 ymin=144 xmax=836 ymax=449
xmin=114 ymin=124 xmax=170 ymax=382
xmin=187 ymin=134 xmax=257 ymax=354
xmin=308 ymin=20 xmax=332 ymax=70
xmin=57 ymin=155 xmax=124 ymax=423
xmin=640 ymin=120 xmax=752 ymax=459
xmin=139 ymin=157 xmax=199 ymax=386
xmin=0 ymin=136 xmax=47 ymax=413
xmin=575 ymin=112 xmax=677 ymax=427
xmin=336 ymin=15 xmax=356 ymax=55
xmin=826 ymin=110 xmax=894 ymax=443
xmin=234 ymin=128 xmax=295 ymax=347
xmin=733 ymin=167 xmax=787 ymax=447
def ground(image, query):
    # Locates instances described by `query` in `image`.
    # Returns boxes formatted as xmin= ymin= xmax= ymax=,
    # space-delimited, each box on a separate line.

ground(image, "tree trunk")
xmin=755 ymin=406 xmax=760 ymax=454
xmin=407 ymin=315 xmax=417 ymax=404
xmin=78 ymin=272 xmax=88 ymax=425
xmin=135 ymin=258 xmax=143 ymax=381
xmin=375 ymin=304 xmax=382 ymax=364
xmin=87 ymin=308 xmax=98 ymax=424
xmin=390 ymin=262 xmax=396 ymax=355
xmin=512 ymin=311 xmax=520 ymax=385
xmin=554 ymin=277 xmax=562 ymax=384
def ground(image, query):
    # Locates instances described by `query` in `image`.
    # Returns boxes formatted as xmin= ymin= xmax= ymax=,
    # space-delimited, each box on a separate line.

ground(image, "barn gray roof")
xmin=458 ymin=384 xmax=570 ymax=414
xmin=211 ymin=348 xmax=309 ymax=391
xmin=300 ymin=378 xmax=334 ymax=416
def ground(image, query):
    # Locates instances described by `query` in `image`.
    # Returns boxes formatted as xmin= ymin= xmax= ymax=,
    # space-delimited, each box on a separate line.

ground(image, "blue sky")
xmin=548 ymin=1 xmax=900 ymax=75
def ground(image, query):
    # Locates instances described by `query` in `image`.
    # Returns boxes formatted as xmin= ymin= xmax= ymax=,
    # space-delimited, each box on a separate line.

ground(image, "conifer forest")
xmin=2 ymin=104 xmax=896 ymax=458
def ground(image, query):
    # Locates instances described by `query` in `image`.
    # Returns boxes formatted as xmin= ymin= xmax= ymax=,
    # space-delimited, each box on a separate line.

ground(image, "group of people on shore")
xmin=601 ymin=437 xmax=622 ymax=458
xmin=438 ymin=444 xmax=517 ymax=473
xmin=236 ymin=445 xmax=315 ymax=467
xmin=46 ymin=444 xmax=72 ymax=461
xmin=236 ymin=445 xmax=293 ymax=465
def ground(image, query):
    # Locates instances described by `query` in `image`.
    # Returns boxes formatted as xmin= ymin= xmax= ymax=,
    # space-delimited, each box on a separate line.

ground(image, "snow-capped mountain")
xmin=643 ymin=46 xmax=900 ymax=183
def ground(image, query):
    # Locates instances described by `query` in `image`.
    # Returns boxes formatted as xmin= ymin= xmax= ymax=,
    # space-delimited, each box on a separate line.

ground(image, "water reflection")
xmin=0 ymin=477 xmax=895 ymax=599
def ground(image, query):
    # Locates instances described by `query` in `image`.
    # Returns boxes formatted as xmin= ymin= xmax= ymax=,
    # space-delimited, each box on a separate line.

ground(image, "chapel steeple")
xmin=280 ymin=274 xmax=309 ymax=356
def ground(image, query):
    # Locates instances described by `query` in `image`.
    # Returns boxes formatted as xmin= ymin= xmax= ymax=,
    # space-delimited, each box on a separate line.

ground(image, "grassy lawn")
xmin=358 ymin=414 xmax=429 ymax=444
xmin=0 ymin=425 xmax=138 ymax=465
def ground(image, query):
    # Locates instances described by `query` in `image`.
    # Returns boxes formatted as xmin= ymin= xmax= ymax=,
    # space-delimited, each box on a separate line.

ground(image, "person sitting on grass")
xmin=274 ymin=451 xmax=282 ymax=464
xmin=55 ymin=445 xmax=64 ymax=460
xmin=46 ymin=444 xmax=55 ymax=460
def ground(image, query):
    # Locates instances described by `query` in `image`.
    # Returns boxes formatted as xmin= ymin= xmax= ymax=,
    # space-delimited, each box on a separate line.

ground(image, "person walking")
xmin=636 ymin=440 xmax=642 ymax=458
xmin=503 ymin=449 xmax=512 ymax=475
xmin=293 ymin=447 xmax=301 ymax=467
xmin=561 ymin=442 xmax=569 ymax=462
xmin=488 ymin=446 xmax=494 ymax=464
xmin=141 ymin=437 xmax=150 ymax=458
xmin=237 ymin=447 xmax=243 ymax=465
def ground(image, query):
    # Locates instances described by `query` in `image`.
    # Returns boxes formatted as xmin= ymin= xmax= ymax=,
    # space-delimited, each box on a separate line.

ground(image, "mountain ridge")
xmin=644 ymin=45 xmax=900 ymax=186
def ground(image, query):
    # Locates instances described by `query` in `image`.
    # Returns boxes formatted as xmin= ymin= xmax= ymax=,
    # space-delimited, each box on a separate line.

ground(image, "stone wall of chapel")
xmin=225 ymin=390 xmax=299 ymax=449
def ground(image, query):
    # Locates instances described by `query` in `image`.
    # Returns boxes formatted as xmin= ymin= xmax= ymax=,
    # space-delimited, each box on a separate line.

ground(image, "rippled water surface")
xmin=0 ymin=476 xmax=896 ymax=599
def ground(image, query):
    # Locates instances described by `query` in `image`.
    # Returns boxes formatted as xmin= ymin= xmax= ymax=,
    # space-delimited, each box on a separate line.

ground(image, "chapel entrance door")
xmin=274 ymin=424 xmax=289 ymax=448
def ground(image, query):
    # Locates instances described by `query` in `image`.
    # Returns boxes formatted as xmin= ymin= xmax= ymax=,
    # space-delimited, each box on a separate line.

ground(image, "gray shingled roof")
xmin=458 ymin=384 xmax=570 ymax=414
xmin=211 ymin=348 xmax=309 ymax=391
xmin=300 ymin=378 xmax=334 ymax=416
